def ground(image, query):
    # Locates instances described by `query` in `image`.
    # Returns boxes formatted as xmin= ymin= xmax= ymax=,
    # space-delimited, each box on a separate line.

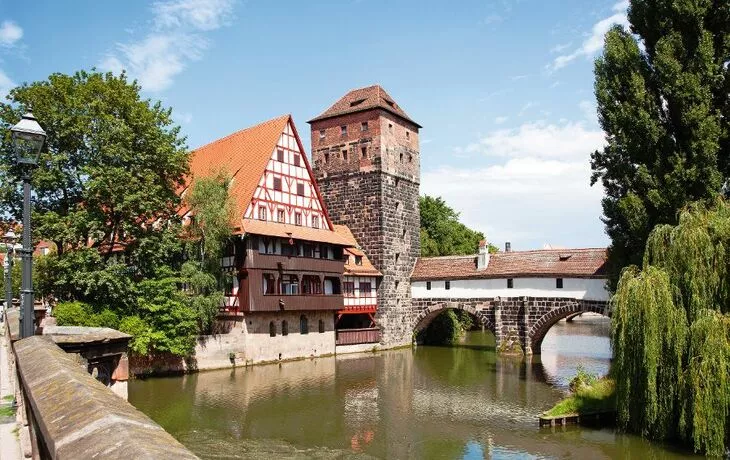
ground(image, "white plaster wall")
xmin=242 ymin=311 xmax=336 ymax=363
xmin=411 ymin=277 xmax=609 ymax=301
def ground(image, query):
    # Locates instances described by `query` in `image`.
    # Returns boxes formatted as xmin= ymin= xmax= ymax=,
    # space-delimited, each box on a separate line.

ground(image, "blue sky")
xmin=0 ymin=0 xmax=630 ymax=250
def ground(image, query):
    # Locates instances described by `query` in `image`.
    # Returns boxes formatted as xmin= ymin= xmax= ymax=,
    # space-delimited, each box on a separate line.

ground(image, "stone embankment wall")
xmin=12 ymin=335 xmax=198 ymax=459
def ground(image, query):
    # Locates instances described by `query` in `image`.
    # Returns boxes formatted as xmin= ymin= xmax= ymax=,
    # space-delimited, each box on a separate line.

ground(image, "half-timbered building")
xmin=184 ymin=114 xmax=357 ymax=363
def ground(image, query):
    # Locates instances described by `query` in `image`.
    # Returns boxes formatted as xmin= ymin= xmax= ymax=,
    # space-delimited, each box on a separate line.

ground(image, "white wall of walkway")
xmin=411 ymin=277 xmax=609 ymax=301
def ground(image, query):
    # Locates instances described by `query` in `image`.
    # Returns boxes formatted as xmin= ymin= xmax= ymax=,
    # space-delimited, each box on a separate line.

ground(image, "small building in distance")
xmin=411 ymin=241 xmax=608 ymax=302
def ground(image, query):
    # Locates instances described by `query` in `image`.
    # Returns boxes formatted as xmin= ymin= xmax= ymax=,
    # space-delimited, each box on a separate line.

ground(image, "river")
xmin=129 ymin=315 xmax=697 ymax=459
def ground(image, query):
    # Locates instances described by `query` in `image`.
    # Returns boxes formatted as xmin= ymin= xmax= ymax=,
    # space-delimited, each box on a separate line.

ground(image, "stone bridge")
xmin=411 ymin=297 xmax=610 ymax=354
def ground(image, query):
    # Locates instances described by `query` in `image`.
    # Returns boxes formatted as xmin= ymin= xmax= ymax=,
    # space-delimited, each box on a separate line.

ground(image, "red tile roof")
xmin=308 ymin=85 xmax=421 ymax=128
xmin=182 ymin=115 xmax=291 ymax=227
xmin=241 ymin=219 xmax=352 ymax=247
xmin=333 ymin=225 xmax=382 ymax=276
xmin=411 ymin=248 xmax=607 ymax=281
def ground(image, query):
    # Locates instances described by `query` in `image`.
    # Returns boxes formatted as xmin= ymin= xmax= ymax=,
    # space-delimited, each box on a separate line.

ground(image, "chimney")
xmin=477 ymin=239 xmax=490 ymax=270
xmin=505 ymin=242 xmax=511 ymax=252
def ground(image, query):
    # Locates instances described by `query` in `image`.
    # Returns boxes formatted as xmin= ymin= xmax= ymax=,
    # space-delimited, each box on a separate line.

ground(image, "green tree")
xmin=590 ymin=1 xmax=730 ymax=287
xmin=612 ymin=201 xmax=730 ymax=455
xmin=420 ymin=196 xmax=494 ymax=257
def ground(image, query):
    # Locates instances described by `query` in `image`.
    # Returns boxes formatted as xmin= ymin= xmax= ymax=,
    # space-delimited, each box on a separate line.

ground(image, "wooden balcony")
xmin=245 ymin=252 xmax=345 ymax=274
xmin=335 ymin=328 xmax=381 ymax=346
xmin=250 ymin=293 xmax=344 ymax=312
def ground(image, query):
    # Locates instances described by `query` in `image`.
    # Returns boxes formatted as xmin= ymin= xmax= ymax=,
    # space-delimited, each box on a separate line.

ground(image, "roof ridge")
xmin=191 ymin=114 xmax=290 ymax=152
xmin=418 ymin=254 xmax=476 ymax=260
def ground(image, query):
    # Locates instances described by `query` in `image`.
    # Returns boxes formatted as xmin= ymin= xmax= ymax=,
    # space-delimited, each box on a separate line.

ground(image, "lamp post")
xmin=10 ymin=112 xmax=46 ymax=338
xmin=3 ymin=230 xmax=17 ymax=318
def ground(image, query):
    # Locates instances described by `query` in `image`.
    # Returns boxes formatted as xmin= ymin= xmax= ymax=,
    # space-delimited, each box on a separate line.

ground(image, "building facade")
xmin=309 ymin=85 xmax=421 ymax=347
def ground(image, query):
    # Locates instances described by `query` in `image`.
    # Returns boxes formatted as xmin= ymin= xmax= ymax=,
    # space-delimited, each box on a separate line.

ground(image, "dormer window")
xmin=350 ymin=98 xmax=366 ymax=107
xmin=355 ymin=256 xmax=363 ymax=265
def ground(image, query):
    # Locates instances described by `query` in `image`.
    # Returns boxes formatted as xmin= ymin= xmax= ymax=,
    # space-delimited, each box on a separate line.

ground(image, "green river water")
xmin=129 ymin=316 xmax=698 ymax=459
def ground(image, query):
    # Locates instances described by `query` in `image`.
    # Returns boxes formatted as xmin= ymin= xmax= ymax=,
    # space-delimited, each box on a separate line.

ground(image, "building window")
xmin=269 ymin=321 xmax=276 ymax=337
xmin=426 ymin=281 xmax=431 ymax=290
xmin=342 ymin=149 xmax=348 ymax=161
xmin=406 ymin=131 xmax=410 ymax=139
xmin=507 ymin=278 xmax=514 ymax=289
xmin=360 ymin=282 xmax=372 ymax=297
xmin=302 ymin=275 xmax=322 ymax=294
xmin=295 ymin=212 xmax=302 ymax=226
xmin=258 ymin=206 xmax=267 ymax=221
xmin=300 ymin=315 xmax=309 ymax=334
xmin=395 ymin=253 xmax=400 ymax=263
xmin=293 ymin=154 xmax=301 ymax=166
xmin=556 ymin=278 xmax=564 ymax=289
xmin=361 ymin=121 xmax=368 ymax=131
xmin=263 ymin=273 xmax=276 ymax=294
xmin=389 ymin=123 xmax=393 ymax=132
xmin=312 ymin=216 xmax=319 ymax=228
xmin=343 ymin=281 xmax=355 ymax=297
xmin=361 ymin=147 xmax=367 ymax=159
xmin=280 ymin=274 xmax=299 ymax=295
xmin=445 ymin=281 xmax=451 ymax=290
xmin=409 ymin=154 xmax=413 ymax=163
xmin=355 ymin=256 xmax=363 ymax=266
xmin=319 ymin=129 xmax=325 ymax=139
xmin=341 ymin=125 xmax=347 ymax=136
xmin=282 ymin=320 xmax=288 ymax=336
xmin=324 ymin=153 xmax=329 ymax=163
xmin=273 ymin=177 xmax=282 ymax=191
xmin=297 ymin=183 xmax=305 ymax=196
xmin=318 ymin=319 xmax=325 ymax=333
xmin=399 ymin=152 xmax=404 ymax=163
xmin=277 ymin=149 xmax=284 ymax=162
xmin=277 ymin=209 xmax=285 ymax=223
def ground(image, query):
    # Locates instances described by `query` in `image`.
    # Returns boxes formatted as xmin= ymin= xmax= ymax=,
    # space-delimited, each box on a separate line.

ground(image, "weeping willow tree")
xmin=612 ymin=200 xmax=730 ymax=455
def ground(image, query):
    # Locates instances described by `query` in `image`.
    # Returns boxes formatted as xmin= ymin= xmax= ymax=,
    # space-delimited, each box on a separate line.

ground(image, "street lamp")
xmin=10 ymin=112 xmax=46 ymax=338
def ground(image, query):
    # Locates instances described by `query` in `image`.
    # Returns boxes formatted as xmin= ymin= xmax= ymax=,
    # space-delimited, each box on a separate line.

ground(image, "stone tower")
xmin=309 ymin=85 xmax=421 ymax=347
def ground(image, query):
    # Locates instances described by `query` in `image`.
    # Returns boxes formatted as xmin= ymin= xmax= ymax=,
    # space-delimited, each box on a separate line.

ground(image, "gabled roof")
xmin=241 ymin=219 xmax=352 ymax=247
xmin=182 ymin=115 xmax=291 ymax=228
xmin=308 ymin=85 xmax=421 ymax=128
xmin=411 ymin=248 xmax=607 ymax=281
xmin=333 ymin=225 xmax=382 ymax=276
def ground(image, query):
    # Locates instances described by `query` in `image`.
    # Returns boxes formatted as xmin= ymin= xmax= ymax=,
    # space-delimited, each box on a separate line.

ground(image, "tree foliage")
xmin=612 ymin=201 xmax=730 ymax=455
xmin=420 ymin=196 xmax=494 ymax=257
xmin=185 ymin=170 xmax=235 ymax=265
xmin=591 ymin=1 xmax=730 ymax=287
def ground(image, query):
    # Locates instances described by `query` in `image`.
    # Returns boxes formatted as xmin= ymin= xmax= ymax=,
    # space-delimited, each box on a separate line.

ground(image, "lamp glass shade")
xmin=10 ymin=112 xmax=46 ymax=165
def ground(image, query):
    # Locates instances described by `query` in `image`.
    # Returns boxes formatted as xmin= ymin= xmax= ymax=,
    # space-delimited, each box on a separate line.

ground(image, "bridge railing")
xmin=12 ymin=335 xmax=198 ymax=459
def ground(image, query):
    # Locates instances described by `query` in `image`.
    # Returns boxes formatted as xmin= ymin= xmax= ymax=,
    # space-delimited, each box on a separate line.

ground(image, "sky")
xmin=0 ymin=0 xmax=631 ymax=251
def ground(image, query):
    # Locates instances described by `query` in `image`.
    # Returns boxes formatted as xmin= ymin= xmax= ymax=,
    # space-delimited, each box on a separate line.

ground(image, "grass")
xmin=0 ymin=405 xmax=15 ymax=417
xmin=544 ymin=378 xmax=616 ymax=417
xmin=2 ymin=395 xmax=13 ymax=401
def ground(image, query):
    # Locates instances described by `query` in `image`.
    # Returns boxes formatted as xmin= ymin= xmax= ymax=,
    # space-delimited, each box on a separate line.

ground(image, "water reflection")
xmin=130 ymin=316 xmax=696 ymax=459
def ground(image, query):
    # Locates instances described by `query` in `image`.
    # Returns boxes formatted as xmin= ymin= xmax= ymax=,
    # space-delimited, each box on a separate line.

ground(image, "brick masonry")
xmin=311 ymin=106 xmax=420 ymax=347
xmin=412 ymin=297 xmax=609 ymax=354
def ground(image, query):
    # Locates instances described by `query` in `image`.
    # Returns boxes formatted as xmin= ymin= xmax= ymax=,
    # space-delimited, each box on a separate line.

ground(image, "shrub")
xmin=53 ymin=301 xmax=92 ymax=326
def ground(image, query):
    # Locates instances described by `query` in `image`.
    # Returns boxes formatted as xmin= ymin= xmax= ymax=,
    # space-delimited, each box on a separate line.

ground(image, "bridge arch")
xmin=527 ymin=300 xmax=609 ymax=353
xmin=412 ymin=301 xmax=494 ymax=336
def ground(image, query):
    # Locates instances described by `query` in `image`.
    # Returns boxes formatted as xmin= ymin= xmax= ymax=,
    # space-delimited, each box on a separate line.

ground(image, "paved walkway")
xmin=0 ymin=323 xmax=22 ymax=460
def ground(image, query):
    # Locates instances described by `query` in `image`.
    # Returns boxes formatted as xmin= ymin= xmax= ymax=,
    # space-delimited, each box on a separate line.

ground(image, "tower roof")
xmin=308 ymin=85 xmax=421 ymax=128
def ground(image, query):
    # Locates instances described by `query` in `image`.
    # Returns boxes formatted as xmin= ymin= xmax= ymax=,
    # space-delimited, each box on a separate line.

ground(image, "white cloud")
xmin=579 ymin=99 xmax=597 ymax=123
xmin=466 ymin=120 xmax=604 ymax=159
xmin=423 ymin=118 xmax=608 ymax=248
xmin=0 ymin=69 xmax=15 ymax=99
xmin=550 ymin=42 xmax=572 ymax=54
xmin=176 ymin=111 xmax=194 ymax=124
xmin=100 ymin=0 xmax=235 ymax=92
xmin=0 ymin=21 xmax=22 ymax=47
xmin=549 ymin=1 xmax=629 ymax=71
xmin=495 ymin=116 xmax=508 ymax=124
xmin=518 ymin=101 xmax=536 ymax=116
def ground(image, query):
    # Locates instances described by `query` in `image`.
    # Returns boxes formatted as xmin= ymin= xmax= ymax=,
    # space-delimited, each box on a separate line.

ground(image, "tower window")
xmin=277 ymin=209 xmax=285 ymax=222
xmin=409 ymin=155 xmax=413 ymax=163
xmin=556 ymin=278 xmax=564 ymax=289
xmin=342 ymin=149 xmax=348 ymax=161
xmin=258 ymin=206 xmax=267 ymax=221
xmin=319 ymin=129 xmax=325 ymax=139
xmin=341 ymin=125 xmax=347 ymax=136
xmin=399 ymin=153 xmax=404 ymax=163
xmin=297 ymin=183 xmax=305 ymax=196
xmin=426 ymin=281 xmax=431 ymax=290
xmin=361 ymin=147 xmax=367 ymax=159
xmin=277 ymin=149 xmax=284 ymax=162
xmin=445 ymin=281 xmax=451 ymax=290
xmin=293 ymin=154 xmax=300 ymax=166
xmin=388 ymin=123 xmax=393 ymax=132
xmin=361 ymin=121 xmax=368 ymax=131
xmin=273 ymin=177 xmax=282 ymax=191
xmin=406 ymin=131 xmax=410 ymax=139
xmin=395 ymin=253 xmax=400 ymax=263
xmin=507 ymin=279 xmax=514 ymax=289
xmin=324 ymin=153 xmax=329 ymax=163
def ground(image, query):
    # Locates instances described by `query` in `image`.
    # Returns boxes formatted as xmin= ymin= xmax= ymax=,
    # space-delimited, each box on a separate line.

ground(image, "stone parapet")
xmin=13 ymin=336 xmax=198 ymax=459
